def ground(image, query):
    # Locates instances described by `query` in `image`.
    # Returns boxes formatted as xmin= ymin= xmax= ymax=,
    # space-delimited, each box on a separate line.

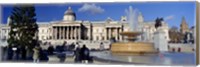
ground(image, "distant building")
xmin=0 ymin=7 xmax=169 ymax=46
xmin=169 ymin=16 xmax=194 ymax=44
xmin=169 ymin=28 xmax=184 ymax=43
xmin=180 ymin=16 xmax=189 ymax=34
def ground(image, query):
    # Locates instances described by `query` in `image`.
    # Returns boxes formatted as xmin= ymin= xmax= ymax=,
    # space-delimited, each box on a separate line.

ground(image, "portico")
xmin=52 ymin=23 xmax=81 ymax=40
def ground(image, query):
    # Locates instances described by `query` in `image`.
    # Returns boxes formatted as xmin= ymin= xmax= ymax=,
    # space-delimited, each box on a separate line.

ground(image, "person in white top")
xmin=33 ymin=45 xmax=40 ymax=63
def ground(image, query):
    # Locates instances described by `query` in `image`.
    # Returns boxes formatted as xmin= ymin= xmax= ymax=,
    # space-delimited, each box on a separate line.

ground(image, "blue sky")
xmin=2 ymin=2 xmax=196 ymax=28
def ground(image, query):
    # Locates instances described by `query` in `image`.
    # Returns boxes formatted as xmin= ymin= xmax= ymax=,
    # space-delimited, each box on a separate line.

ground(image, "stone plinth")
xmin=111 ymin=42 xmax=157 ymax=55
xmin=153 ymin=27 xmax=168 ymax=52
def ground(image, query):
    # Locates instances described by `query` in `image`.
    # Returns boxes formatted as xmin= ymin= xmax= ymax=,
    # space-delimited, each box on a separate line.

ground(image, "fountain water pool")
xmin=90 ymin=51 xmax=195 ymax=65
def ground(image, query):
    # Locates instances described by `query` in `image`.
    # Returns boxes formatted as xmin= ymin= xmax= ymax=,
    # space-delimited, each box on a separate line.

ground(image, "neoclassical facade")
xmin=0 ymin=7 xmax=170 ymax=46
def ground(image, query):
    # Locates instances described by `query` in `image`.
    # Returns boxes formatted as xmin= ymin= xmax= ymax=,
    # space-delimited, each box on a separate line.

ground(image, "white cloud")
xmin=78 ymin=4 xmax=104 ymax=14
xmin=165 ymin=15 xmax=175 ymax=21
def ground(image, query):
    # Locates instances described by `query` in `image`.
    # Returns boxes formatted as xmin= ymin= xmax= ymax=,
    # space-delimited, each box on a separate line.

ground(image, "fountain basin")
xmin=90 ymin=51 xmax=195 ymax=65
xmin=111 ymin=42 xmax=158 ymax=55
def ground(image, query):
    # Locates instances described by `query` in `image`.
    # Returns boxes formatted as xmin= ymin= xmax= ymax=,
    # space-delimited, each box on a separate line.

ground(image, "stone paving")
xmin=47 ymin=55 xmax=108 ymax=64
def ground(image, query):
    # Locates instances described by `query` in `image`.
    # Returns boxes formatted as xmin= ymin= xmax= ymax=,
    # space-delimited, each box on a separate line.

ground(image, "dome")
xmin=63 ymin=6 xmax=76 ymax=21
xmin=64 ymin=7 xmax=76 ymax=16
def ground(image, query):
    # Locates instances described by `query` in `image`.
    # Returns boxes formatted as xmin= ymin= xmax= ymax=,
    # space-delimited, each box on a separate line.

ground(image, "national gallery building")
xmin=0 ymin=7 xmax=169 ymax=48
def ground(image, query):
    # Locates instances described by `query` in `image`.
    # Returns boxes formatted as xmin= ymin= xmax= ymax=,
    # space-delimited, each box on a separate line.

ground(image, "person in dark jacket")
xmin=80 ymin=45 xmax=90 ymax=63
xmin=21 ymin=46 xmax=26 ymax=60
xmin=7 ymin=45 xmax=13 ymax=60
xmin=47 ymin=43 xmax=54 ymax=55
xmin=57 ymin=41 xmax=67 ymax=63
xmin=38 ymin=43 xmax=49 ymax=62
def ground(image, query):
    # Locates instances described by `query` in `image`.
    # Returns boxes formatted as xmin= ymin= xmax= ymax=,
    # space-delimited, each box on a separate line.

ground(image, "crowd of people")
xmin=2 ymin=41 xmax=106 ymax=63
xmin=31 ymin=41 xmax=93 ymax=63
xmin=74 ymin=43 xmax=93 ymax=63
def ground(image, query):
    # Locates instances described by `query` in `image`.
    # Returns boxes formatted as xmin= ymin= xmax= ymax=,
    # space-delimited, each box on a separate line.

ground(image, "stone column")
xmin=78 ymin=26 xmax=81 ymax=40
xmin=56 ymin=27 xmax=58 ymax=39
xmin=63 ymin=26 xmax=65 ymax=39
xmin=119 ymin=28 xmax=122 ymax=40
xmin=107 ymin=28 xmax=110 ymax=40
xmin=75 ymin=26 xmax=77 ymax=40
xmin=57 ymin=27 xmax=59 ymax=39
xmin=106 ymin=28 xmax=108 ymax=40
xmin=88 ymin=27 xmax=91 ymax=40
xmin=115 ymin=27 xmax=118 ymax=40
xmin=74 ymin=27 xmax=76 ymax=40
xmin=67 ymin=27 xmax=69 ymax=39
xmin=117 ymin=28 xmax=119 ymax=40
xmin=52 ymin=27 xmax=55 ymax=39
xmin=60 ymin=26 xmax=63 ymax=39
xmin=73 ymin=26 xmax=76 ymax=40
xmin=54 ymin=27 xmax=55 ymax=39
xmin=65 ymin=27 xmax=67 ymax=39
xmin=59 ymin=26 xmax=62 ymax=39
xmin=65 ymin=26 xmax=68 ymax=39
xmin=77 ymin=26 xmax=79 ymax=40
xmin=77 ymin=27 xmax=79 ymax=40
xmin=71 ymin=26 xmax=73 ymax=40
xmin=69 ymin=26 xmax=71 ymax=39
xmin=118 ymin=28 xmax=120 ymax=40
xmin=72 ymin=26 xmax=74 ymax=39
xmin=109 ymin=28 xmax=112 ymax=40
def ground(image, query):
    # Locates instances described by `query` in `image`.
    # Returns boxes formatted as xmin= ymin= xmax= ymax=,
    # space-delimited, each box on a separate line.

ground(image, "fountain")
xmin=90 ymin=6 xmax=195 ymax=65
xmin=110 ymin=6 xmax=157 ymax=55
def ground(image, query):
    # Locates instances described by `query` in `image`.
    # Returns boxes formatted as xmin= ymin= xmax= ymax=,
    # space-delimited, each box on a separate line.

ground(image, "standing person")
xmin=80 ymin=45 xmax=90 ymax=63
xmin=57 ymin=41 xmax=67 ymax=63
xmin=7 ymin=45 xmax=13 ymax=60
xmin=74 ymin=43 xmax=81 ymax=63
xmin=61 ymin=41 xmax=67 ymax=52
xmin=33 ymin=45 xmax=40 ymax=63
xmin=15 ymin=46 xmax=20 ymax=60
xmin=99 ymin=42 xmax=104 ymax=51
xmin=70 ymin=42 xmax=75 ymax=51
xmin=47 ymin=42 xmax=54 ymax=55
xmin=21 ymin=46 xmax=26 ymax=60
xmin=39 ymin=47 xmax=49 ymax=62
xmin=74 ymin=42 xmax=80 ymax=51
